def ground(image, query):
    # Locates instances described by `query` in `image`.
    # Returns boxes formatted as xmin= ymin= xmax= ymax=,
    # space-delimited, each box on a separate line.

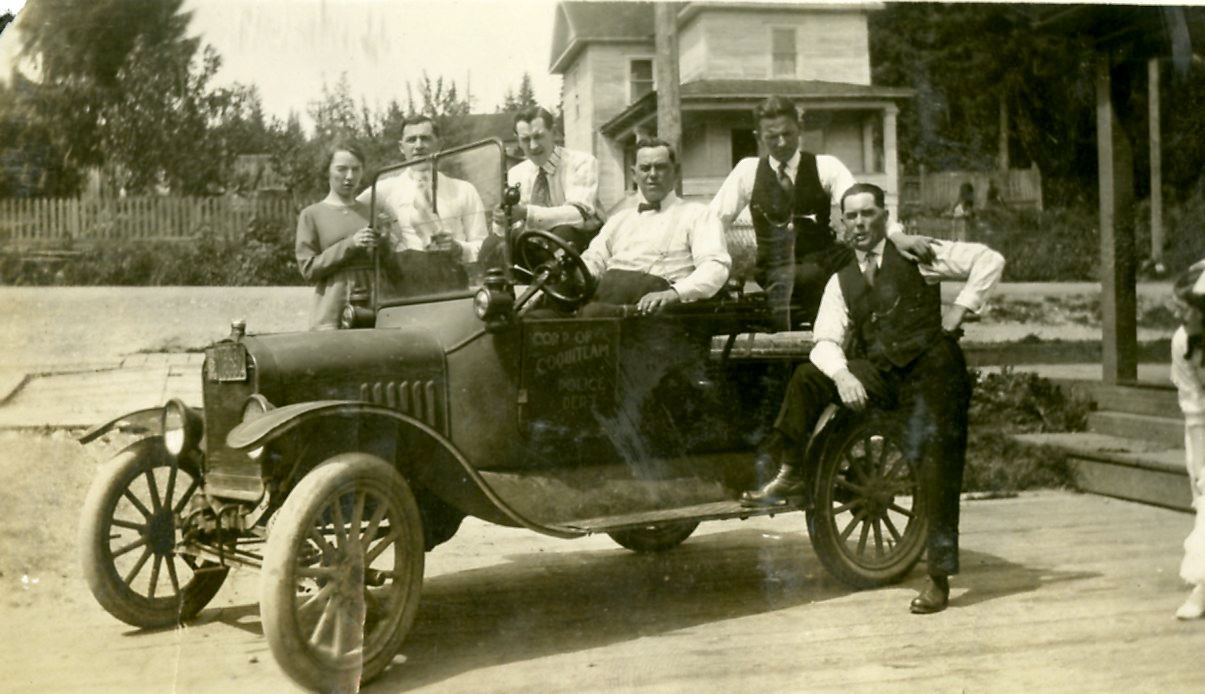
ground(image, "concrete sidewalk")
xmin=0 ymin=353 xmax=203 ymax=429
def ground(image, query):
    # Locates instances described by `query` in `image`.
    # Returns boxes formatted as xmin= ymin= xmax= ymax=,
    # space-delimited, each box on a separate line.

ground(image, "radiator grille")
xmin=360 ymin=380 xmax=442 ymax=429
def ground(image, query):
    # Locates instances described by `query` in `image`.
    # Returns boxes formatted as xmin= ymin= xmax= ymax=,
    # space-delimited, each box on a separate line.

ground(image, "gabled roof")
xmin=550 ymin=1 xmax=655 ymax=74
xmin=600 ymin=79 xmax=914 ymax=137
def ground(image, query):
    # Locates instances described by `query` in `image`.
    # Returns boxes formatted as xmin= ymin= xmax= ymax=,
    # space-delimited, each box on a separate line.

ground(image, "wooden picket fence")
xmin=0 ymin=196 xmax=296 ymax=249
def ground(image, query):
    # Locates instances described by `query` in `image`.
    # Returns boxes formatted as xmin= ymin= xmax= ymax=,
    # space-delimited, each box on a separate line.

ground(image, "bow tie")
xmin=637 ymin=201 xmax=661 ymax=214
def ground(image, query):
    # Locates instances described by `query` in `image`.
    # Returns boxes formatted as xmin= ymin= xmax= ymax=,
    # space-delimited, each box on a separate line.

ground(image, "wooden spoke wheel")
xmin=260 ymin=454 xmax=424 ymax=691
xmin=608 ymin=521 xmax=699 ymax=553
xmin=79 ymin=437 xmax=228 ymax=628
xmin=807 ymin=417 xmax=928 ymax=589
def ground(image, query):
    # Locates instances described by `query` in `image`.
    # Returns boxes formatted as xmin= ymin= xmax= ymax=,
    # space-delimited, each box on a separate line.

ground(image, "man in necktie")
xmin=710 ymin=96 xmax=935 ymax=329
xmin=491 ymin=106 xmax=604 ymax=255
xmin=742 ymin=182 xmax=1005 ymax=615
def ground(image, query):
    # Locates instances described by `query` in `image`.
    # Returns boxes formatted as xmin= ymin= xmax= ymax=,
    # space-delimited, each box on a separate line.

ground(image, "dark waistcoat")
xmin=750 ymin=152 xmax=832 ymax=273
xmin=837 ymin=241 xmax=944 ymax=369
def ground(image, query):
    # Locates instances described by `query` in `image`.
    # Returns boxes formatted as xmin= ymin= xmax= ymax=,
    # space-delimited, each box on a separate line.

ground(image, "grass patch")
xmin=963 ymin=368 xmax=1089 ymax=494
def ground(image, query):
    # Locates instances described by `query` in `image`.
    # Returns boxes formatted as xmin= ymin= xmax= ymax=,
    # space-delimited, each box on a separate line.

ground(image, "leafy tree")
xmin=99 ymin=40 xmax=257 ymax=194
xmin=14 ymin=0 xmax=196 ymax=181
xmin=870 ymin=4 xmax=1098 ymax=199
xmin=1 ymin=11 xmax=14 ymax=35
xmin=498 ymin=72 xmax=538 ymax=112
xmin=404 ymin=71 xmax=472 ymax=146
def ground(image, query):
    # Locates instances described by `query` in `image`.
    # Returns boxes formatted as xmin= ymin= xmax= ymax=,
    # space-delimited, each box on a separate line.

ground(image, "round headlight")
xmin=473 ymin=288 xmax=492 ymax=319
xmin=162 ymin=399 xmax=201 ymax=457
xmin=242 ymin=394 xmax=274 ymax=423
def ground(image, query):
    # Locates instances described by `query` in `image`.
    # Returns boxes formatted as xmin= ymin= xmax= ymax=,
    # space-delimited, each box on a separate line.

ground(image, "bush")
xmin=0 ymin=215 xmax=303 ymax=287
xmin=974 ymin=204 xmax=1099 ymax=281
xmin=962 ymin=368 xmax=1089 ymax=494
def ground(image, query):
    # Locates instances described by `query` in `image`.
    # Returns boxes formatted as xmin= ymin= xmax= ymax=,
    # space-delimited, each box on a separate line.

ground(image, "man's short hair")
xmin=840 ymin=182 xmax=887 ymax=212
xmin=400 ymin=115 xmax=440 ymax=140
xmin=514 ymin=106 xmax=556 ymax=132
xmin=634 ymin=136 xmax=677 ymax=165
xmin=753 ymin=96 xmax=800 ymax=127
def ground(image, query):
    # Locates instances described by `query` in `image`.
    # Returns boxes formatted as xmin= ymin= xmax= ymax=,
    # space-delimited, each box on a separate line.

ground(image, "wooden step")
xmin=1061 ymin=382 xmax=1179 ymax=418
xmin=1086 ymin=411 xmax=1185 ymax=448
xmin=1013 ymin=432 xmax=1190 ymax=512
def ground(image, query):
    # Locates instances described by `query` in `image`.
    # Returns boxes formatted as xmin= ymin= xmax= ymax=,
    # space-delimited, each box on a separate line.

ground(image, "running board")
xmin=564 ymin=499 xmax=804 ymax=534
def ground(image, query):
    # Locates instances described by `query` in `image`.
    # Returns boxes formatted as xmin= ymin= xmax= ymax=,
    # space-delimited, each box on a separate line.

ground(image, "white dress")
xmin=1171 ymin=326 xmax=1205 ymax=584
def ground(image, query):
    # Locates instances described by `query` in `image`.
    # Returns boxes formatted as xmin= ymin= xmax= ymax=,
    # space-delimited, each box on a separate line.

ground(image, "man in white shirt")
xmin=492 ymin=106 xmax=603 ymax=253
xmin=578 ymin=137 xmax=730 ymax=316
xmin=742 ymin=182 xmax=1005 ymax=615
xmin=710 ymin=96 xmax=933 ymax=329
xmin=360 ymin=115 xmax=489 ymax=264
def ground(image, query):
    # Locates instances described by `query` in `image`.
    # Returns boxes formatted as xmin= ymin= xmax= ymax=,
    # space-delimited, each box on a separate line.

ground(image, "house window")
xmin=629 ymin=58 xmax=654 ymax=103
xmin=771 ymin=28 xmax=796 ymax=78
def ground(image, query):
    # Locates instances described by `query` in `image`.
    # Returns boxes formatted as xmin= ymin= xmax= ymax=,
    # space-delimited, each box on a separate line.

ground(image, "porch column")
xmin=861 ymin=114 xmax=876 ymax=174
xmin=1095 ymin=53 xmax=1138 ymax=383
xmin=883 ymin=104 xmax=899 ymax=219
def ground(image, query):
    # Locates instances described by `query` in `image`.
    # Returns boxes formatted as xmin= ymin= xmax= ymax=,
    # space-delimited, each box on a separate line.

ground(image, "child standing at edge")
xmin=1172 ymin=260 xmax=1205 ymax=619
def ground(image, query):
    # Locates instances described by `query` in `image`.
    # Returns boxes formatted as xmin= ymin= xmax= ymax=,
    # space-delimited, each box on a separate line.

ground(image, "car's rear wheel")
xmin=261 ymin=453 xmax=424 ymax=691
xmin=79 ymin=437 xmax=228 ymax=628
xmin=806 ymin=415 xmax=928 ymax=589
xmin=608 ymin=521 xmax=699 ymax=553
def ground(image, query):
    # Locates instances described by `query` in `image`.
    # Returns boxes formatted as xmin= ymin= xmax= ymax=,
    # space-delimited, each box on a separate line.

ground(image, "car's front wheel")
xmin=78 ymin=437 xmax=228 ymax=628
xmin=260 ymin=453 xmax=424 ymax=691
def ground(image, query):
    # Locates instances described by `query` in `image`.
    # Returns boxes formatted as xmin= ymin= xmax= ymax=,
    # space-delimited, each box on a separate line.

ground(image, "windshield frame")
xmin=368 ymin=137 xmax=508 ymax=311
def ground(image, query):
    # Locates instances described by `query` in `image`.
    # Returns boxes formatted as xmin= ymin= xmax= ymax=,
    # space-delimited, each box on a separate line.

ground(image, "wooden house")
xmin=550 ymin=1 xmax=912 ymax=214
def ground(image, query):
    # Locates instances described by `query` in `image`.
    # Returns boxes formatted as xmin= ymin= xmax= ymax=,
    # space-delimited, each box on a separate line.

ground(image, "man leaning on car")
xmin=742 ymin=181 xmax=1005 ymax=615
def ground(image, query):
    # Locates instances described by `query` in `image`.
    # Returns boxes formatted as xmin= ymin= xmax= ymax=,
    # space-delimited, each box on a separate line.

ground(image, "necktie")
xmin=863 ymin=251 xmax=878 ymax=288
xmin=778 ymin=162 xmax=793 ymax=194
xmin=637 ymin=201 xmax=661 ymax=214
xmin=531 ymin=168 xmax=551 ymax=207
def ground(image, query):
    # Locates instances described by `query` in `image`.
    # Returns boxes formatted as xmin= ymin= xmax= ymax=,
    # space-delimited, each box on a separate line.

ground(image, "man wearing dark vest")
xmin=710 ymin=96 xmax=933 ymax=329
xmin=742 ymin=182 xmax=1005 ymax=614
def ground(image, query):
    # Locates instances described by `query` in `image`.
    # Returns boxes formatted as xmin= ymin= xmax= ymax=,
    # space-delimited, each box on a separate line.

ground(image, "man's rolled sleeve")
xmin=808 ymin=274 xmax=852 ymax=379
xmin=708 ymin=158 xmax=756 ymax=229
xmin=671 ymin=208 xmax=731 ymax=301
xmin=920 ymin=240 xmax=1006 ymax=313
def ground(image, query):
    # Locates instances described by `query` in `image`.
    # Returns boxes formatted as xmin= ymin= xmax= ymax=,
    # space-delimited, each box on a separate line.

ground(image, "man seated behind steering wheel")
xmin=576 ymin=137 xmax=731 ymax=318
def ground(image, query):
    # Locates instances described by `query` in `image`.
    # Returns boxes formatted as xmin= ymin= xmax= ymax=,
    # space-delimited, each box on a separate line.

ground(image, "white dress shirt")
xmin=581 ymin=192 xmax=732 ymax=302
xmin=709 ymin=150 xmax=857 ymax=229
xmin=508 ymin=146 xmax=601 ymax=230
xmin=358 ymin=170 xmax=489 ymax=262
xmin=810 ymin=237 xmax=1006 ymax=378
xmin=709 ymin=150 xmax=908 ymax=250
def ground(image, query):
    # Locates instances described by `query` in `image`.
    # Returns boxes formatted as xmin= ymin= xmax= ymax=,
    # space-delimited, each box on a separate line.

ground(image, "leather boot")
xmin=910 ymin=575 xmax=950 ymax=614
xmin=740 ymin=464 xmax=807 ymax=507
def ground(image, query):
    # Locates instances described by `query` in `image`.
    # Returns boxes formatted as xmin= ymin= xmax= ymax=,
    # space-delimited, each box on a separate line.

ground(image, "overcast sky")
xmin=1 ymin=0 xmax=564 ymax=125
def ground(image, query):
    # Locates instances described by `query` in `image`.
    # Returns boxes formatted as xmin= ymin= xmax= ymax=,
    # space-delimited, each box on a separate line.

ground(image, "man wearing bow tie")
xmin=742 ymin=182 xmax=1004 ymax=615
xmin=579 ymin=137 xmax=730 ymax=316
xmin=710 ymin=96 xmax=933 ymax=328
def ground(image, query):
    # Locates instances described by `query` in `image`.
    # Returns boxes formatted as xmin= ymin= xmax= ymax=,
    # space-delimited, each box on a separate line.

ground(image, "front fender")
xmin=78 ymin=407 xmax=171 ymax=465
xmin=227 ymin=400 xmax=584 ymax=539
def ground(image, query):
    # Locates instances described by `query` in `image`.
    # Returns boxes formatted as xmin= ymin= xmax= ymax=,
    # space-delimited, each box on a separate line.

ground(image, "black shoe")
xmin=910 ymin=575 xmax=950 ymax=614
xmin=741 ymin=464 xmax=807 ymax=507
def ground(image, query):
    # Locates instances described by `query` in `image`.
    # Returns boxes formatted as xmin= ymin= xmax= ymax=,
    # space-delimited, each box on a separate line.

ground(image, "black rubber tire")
xmin=806 ymin=415 xmax=928 ymax=589
xmin=608 ymin=521 xmax=699 ymax=553
xmin=79 ymin=437 xmax=228 ymax=629
xmin=260 ymin=453 xmax=424 ymax=692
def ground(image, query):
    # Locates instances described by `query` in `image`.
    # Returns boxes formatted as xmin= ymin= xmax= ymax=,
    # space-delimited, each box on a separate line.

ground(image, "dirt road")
xmin=3 ymin=430 xmax=1205 ymax=693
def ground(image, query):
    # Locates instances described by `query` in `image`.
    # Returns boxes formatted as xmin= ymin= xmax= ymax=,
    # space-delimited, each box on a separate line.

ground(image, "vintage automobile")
xmin=77 ymin=140 xmax=928 ymax=691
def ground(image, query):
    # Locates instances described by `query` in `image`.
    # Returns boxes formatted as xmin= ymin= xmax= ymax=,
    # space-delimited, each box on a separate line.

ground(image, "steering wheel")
xmin=514 ymin=229 xmax=595 ymax=309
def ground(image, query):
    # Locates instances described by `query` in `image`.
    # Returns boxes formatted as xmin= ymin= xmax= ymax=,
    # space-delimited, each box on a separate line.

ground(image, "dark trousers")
xmin=761 ymin=244 xmax=853 ymax=330
xmin=775 ymin=336 xmax=971 ymax=576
